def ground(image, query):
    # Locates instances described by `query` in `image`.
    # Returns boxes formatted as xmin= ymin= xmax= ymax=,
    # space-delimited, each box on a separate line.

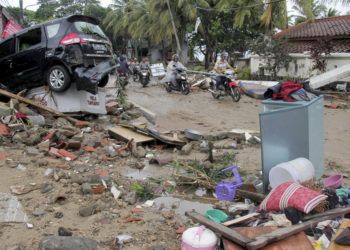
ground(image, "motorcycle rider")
xmin=165 ymin=54 xmax=186 ymax=87
xmin=118 ymin=56 xmax=131 ymax=76
xmin=139 ymin=57 xmax=151 ymax=83
xmin=139 ymin=57 xmax=151 ymax=71
xmin=212 ymin=52 xmax=234 ymax=91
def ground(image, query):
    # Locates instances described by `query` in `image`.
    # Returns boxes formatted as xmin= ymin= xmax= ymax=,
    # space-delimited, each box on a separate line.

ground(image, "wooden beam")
xmin=246 ymin=207 xmax=350 ymax=250
xmin=185 ymin=211 xmax=252 ymax=247
xmin=302 ymin=206 xmax=350 ymax=221
xmin=0 ymin=89 xmax=79 ymax=124
xmin=223 ymin=213 xmax=260 ymax=227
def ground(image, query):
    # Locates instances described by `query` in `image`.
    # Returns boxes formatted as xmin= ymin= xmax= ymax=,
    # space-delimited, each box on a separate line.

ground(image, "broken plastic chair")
xmin=215 ymin=165 xmax=243 ymax=201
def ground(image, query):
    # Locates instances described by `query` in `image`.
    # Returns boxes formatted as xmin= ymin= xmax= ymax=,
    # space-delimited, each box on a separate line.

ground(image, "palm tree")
xmin=260 ymin=0 xmax=288 ymax=31
xmin=325 ymin=8 xmax=340 ymax=17
xmin=292 ymin=0 xmax=327 ymax=25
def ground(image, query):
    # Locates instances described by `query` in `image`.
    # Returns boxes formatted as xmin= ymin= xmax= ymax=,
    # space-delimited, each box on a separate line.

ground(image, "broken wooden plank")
xmin=108 ymin=126 xmax=154 ymax=144
xmin=246 ymin=206 xmax=350 ymax=250
xmin=147 ymin=128 xmax=186 ymax=146
xmin=185 ymin=211 xmax=252 ymax=247
xmin=0 ymin=89 xmax=79 ymax=124
xmin=223 ymin=213 xmax=260 ymax=227
xmin=302 ymin=206 xmax=350 ymax=221
xmin=223 ymin=227 xmax=313 ymax=250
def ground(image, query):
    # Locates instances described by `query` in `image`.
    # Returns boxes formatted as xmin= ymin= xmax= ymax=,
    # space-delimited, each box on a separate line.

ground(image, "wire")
xmin=0 ymin=0 xmax=9 ymax=7
xmin=196 ymin=0 xmax=286 ymax=12
xmin=3 ymin=0 xmax=11 ymax=7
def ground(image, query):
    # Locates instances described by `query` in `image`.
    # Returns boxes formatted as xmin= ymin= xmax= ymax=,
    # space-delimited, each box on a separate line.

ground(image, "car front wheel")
xmin=47 ymin=65 xmax=71 ymax=92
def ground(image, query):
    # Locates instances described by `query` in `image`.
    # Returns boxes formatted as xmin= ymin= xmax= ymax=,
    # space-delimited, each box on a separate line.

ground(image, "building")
xmin=251 ymin=15 xmax=350 ymax=81
xmin=0 ymin=5 xmax=22 ymax=41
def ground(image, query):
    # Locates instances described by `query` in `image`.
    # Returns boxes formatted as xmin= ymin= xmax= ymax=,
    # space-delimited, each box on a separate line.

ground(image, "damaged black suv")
xmin=0 ymin=15 xmax=116 ymax=94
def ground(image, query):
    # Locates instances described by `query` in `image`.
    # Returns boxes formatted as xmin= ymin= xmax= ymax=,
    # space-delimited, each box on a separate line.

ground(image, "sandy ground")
xmin=127 ymin=80 xmax=350 ymax=175
xmin=0 ymin=77 xmax=349 ymax=250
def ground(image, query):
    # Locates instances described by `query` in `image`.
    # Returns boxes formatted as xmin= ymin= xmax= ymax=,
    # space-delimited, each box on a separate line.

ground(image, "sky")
xmin=5 ymin=0 xmax=350 ymax=14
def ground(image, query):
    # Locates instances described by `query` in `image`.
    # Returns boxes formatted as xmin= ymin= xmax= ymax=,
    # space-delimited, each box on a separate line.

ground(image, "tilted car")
xmin=0 ymin=15 xmax=116 ymax=94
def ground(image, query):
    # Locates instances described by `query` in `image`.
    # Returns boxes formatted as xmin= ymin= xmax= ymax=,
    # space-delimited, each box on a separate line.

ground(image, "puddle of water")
xmin=125 ymin=161 xmax=173 ymax=180
xmin=154 ymin=196 xmax=213 ymax=216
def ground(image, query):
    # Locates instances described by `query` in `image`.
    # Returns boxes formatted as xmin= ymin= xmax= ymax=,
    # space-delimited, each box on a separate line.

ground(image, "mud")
xmin=127 ymin=81 xmax=350 ymax=174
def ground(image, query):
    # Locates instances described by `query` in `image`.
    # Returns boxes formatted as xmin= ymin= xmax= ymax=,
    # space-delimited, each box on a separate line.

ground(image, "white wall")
xmin=251 ymin=53 xmax=350 ymax=81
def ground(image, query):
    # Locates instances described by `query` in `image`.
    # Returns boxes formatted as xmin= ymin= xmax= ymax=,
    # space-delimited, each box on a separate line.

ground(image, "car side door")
xmin=0 ymin=37 xmax=15 ymax=87
xmin=11 ymin=26 xmax=46 ymax=86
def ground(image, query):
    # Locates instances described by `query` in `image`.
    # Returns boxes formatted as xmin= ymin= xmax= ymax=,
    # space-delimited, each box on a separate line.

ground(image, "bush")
xmin=237 ymin=66 xmax=251 ymax=80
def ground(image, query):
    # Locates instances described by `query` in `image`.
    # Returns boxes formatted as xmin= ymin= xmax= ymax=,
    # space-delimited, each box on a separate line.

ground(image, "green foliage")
xmin=250 ymin=35 xmax=292 ymax=77
xmin=310 ymin=38 xmax=333 ymax=72
xmin=130 ymin=181 xmax=154 ymax=200
xmin=237 ymin=66 xmax=251 ymax=80
xmin=292 ymin=0 xmax=327 ymax=25
xmin=6 ymin=7 xmax=37 ymax=27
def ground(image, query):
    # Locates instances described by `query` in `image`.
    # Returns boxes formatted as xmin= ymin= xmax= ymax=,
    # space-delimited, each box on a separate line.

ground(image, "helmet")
xmin=172 ymin=54 xmax=179 ymax=62
xmin=221 ymin=52 xmax=228 ymax=60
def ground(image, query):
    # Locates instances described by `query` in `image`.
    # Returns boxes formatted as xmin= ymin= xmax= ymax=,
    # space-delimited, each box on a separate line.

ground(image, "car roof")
xmin=1 ymin=15 xmax=99 ymax=40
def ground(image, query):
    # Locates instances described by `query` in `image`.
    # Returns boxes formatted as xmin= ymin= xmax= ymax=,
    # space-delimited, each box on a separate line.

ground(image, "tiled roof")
xmin=275 ymin=15 xmax=350 ymax=39
xmin=285 ymin=39 xmax=350 ymax=53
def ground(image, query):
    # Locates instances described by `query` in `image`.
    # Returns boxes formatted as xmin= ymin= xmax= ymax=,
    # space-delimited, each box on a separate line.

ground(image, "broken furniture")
xmin=309 ymin=63 xmax=350 ymax=89
xmin=108 ymin=126 xmax=154 ymax=145
xmin=26 ymin=82 xmax=107 ymax=114
xmin=186 ymin=206 xmax=350 ymax=250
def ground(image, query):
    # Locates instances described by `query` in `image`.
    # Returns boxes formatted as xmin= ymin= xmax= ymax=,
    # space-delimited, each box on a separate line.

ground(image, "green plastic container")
xmin=205 ymin=209 xmax=228 ymax=223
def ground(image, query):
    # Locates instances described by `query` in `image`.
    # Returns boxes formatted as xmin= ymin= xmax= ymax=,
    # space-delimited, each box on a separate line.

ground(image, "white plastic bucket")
xmin=181 ymin=226 xmax=217 ymax=250
xmin=269 ymin=158 xmax=315 ymax=188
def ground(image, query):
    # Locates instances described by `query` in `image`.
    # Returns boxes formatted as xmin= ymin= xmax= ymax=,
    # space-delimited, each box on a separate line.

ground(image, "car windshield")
xmin=73 ymin=21 xmax=106 ymax=39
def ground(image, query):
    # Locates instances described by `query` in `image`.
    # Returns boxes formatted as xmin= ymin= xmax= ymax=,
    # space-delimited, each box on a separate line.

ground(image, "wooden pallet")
xmin=186 ymin=207 xmax=350 ymax=250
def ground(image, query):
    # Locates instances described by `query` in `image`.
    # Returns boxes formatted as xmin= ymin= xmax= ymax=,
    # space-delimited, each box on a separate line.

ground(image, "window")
xmin=0 ymin=38 xmax=15 ymax=58
xmin=73 ymin=21 xmax=106 ymax=39
xmin=46 ymin=23 xmax=60 ymax=39
xmin=17 ymin=28 xmax=42 ymax=52
xmin=294 ymin=61 xmax=298 ymax=73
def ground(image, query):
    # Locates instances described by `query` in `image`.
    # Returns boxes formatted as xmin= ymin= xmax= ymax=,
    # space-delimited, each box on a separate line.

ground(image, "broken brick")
xmin=131 ymin=207 xmax=143 ymax=214
xmin=75 ymin=120 xmax=89 ymax=128
xmin=0 ymin=152 xmax=8 ymax=161
xmin=58 ymin=149 xmax=78 ymax=161
xmin=124 ymin=217 xmax=143 ymax=223
xmin=106 ymin=101 xmax=119 ymax=113
xmin=176 ymin=226 xmax=186 ymax=234
xmin=49 ymin=147 xmax=61 ymax=158
xmin=91 ymin=184 xmax=106 ymax=194
xmin=325 ymin=103 xmax=338 ymax=109
xmin=83 ymin=146 xmax=96 ymax=152
xmin=0 ymin=124 xmax=10 ymax=136
xmin=95 ymin=169 xmax=109 ymax=177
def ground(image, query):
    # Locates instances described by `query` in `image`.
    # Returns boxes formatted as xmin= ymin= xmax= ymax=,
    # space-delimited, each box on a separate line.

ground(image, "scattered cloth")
xmin=272 ymin=82 xmax=302 ymax=102
xmin=259 ymin=181 xmax=327 ymax=214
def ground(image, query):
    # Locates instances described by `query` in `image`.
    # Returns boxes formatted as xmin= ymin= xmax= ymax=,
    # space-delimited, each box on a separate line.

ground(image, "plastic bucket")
xmin=269 ymin=158 xmax=315 ymax=188
xmin=181 ymin=226 xmax=217 ymax=250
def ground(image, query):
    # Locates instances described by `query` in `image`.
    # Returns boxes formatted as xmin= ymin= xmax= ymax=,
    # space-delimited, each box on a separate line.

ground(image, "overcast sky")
xmin=6 ymin=0 xmax=350 ymax=14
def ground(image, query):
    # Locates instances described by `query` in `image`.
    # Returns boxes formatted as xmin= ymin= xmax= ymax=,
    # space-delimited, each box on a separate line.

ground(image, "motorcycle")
xmin=132 ymin=64 xmax=140 ymax=82
xmin=164 ymin=68 xmax=190 ymax=95
xmin=208 ymin=70 xmax=241 ymax=102
xmin=139 ymin=69 xmax=150 ymax=87
xmin=116 ymin=70 xmax=129 ymax=89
